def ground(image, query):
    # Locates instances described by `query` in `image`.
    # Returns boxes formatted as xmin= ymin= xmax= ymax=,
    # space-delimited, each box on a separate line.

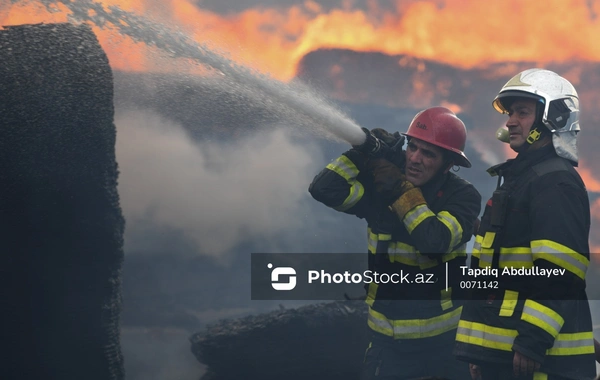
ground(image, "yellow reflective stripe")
xmin=388 ymin=243 xmax=464 ymax=269
xmin=476 ymin=232 xmax=495 ymax=268
xmin=403 ymin=204 xmax=435 ymax=233
xmin=533 ymin=373 xmax=548 ymax=380
xmin=437 ymin=211 xmax=464 ymax=251
xmin=482 ymin=231 xmax=496 ymax=248
xmin=499 ymin=247 xmax=533 ymax=268
xmin=368 ymin=307 xmax=462 ymax=339
xmin=441 ymin=288 xmax=453 ymax=311
xmin=456 ymin=320 xmax=517 ymax=351
xmin=367 ymin=229 xmax=392 ymax=254
xmin=326 ymin=156 xmax=365 ymax=211
xmin=472 ymin=235 xmax=482 ymax=255
xmin=441 ymin=244 xmax=466 ymax=263
xmin=388 ymin=242 xmax=418 ymax=266
xmin=365 ymin=282 xmax=378 ymax=307
xmin=325 ymin=155 xmax=359 ymax=180
xmin=499 ymin=290 xmax=518 ymax=317
xmin=521 ymin=300 xmax=564 ymax=338
xmin=478 ymin=251 xmax=493 ymax=268
xmin=546 ymin=332 xmax=595 ymax=356
xmin=367 ymin=230 xmax=376 ymax=254
xmin=334 ymin=182 xmax=365 ymax=211
xmin=458 ymin=320 xmax=594 ymax=357
xmin=531 ymin=240 xmax=589 ymax=280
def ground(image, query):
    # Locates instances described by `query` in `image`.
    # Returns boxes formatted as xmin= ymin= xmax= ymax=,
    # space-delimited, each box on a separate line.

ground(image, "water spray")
xmin=32 ymin=0 xmax=368 ymax=147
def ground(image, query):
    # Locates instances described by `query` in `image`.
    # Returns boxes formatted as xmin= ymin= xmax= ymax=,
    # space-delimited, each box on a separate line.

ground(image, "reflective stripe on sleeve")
xmin=531 ymin=240 xmax=588 ymax=280
xmin=545 ymin=332 xmax=595 ymax=356
xmin=521 ymin=299 xmax=564 ymax=338
xmin=325 ymin=155 xmax=359 ymax=180
xmin=326 ymin=156 xmax=365 ymax=211
xmin=334 ymin=182 xmax=364 ymax=211
xmin=457 ymin=320 xmax=594 ymax=356
xmin=437 ymin=211 xmax=463 ymax=251
xmin=387 ymin=242 xmax=464 ymax=269
xmin=403 ymin=204 xmax=435 ymax=233
xmin=368 ymin=306 xmax=462 ymax=339
xmin=456 ymin=320 xmax=517 ymax=351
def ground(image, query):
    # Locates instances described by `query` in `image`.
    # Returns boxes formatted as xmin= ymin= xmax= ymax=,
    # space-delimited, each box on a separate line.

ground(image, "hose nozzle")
xmin=353 ymin=127 xmax=383 ymax=155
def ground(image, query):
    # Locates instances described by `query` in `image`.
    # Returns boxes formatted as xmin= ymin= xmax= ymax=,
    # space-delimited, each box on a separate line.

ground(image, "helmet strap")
xmin=526 ymin=127 xmax=542 ymax=145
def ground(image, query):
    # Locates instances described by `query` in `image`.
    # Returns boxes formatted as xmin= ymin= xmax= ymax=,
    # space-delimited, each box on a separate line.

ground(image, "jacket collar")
xmin=421 ymin=170 xmax=449 ymax=203
xmin=486 ymin=144 xmax=557 ymax=178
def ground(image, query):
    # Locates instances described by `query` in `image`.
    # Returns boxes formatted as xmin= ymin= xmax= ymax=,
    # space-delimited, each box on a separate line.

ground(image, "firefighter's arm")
xmin=512 ymin=178 xmax=590 ymax=364
xmin=391 ymin=183 xmax=482 ymax=254
xmin=366 ymin=158 xmax=481 ymax=253
xmin=308 ymin=149 xmax=371 ymax=218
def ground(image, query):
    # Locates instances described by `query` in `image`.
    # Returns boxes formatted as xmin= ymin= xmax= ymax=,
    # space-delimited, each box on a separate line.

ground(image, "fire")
xmin=3 ymin=0 xmax=600 ymax=255
xmin=577 ymin=161 xmax=600 ymax=193
xmin=3 ymin=0 xmax=600 ymax=80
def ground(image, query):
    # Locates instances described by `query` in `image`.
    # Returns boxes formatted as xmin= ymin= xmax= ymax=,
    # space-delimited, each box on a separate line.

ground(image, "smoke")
xmin=115 ymin=109 xmax=321 ymax=258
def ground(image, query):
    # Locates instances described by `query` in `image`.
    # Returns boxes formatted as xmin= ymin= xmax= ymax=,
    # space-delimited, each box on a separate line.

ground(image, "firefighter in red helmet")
xmin=309 ymin=106 xmax=481 ymax=379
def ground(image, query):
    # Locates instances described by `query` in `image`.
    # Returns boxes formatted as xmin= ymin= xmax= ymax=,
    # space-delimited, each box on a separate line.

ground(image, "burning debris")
xmin=189 ymin=301 xmax=369 ymax=380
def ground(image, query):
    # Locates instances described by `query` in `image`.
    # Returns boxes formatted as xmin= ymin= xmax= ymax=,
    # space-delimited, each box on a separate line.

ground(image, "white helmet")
xmin=492 ymin=68 xmax=580 ymax=163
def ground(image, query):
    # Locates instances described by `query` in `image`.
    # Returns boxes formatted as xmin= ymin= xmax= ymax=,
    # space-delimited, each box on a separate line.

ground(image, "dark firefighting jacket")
xmin=309 ymin=148 xmax=481 ymax=341
xmin=454 ymin=145 xmax=596 ymax=380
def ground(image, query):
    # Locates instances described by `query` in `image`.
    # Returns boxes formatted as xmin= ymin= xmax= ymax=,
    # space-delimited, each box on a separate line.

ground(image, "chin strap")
xmin=526 ymin=126 xmax=543 ymax=145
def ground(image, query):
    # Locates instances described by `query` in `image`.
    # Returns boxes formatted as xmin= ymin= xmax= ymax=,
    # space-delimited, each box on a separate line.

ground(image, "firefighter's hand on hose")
xmin=353 ymin=127 xmax=405 ymax=158
xmin=367 ymin=158 xmax=427 ymax=221
xmin=353 ymin=127 xmax=382 ymax=156
xmin=367 ymin=158 xmax=411 ymax=204
xmin=371 ymin=128 xmax=403 ymax=147
xmin=469 ymin=363 xmax=482 ymax=380
xmin=513 ymin=351 xmax=540 ymax=378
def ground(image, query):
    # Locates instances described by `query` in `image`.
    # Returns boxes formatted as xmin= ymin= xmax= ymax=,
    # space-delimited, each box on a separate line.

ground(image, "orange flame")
xmin=577 ymin=161 xmax=600 ymax=193
xmin=3 ymin=0 xmax=600 ymax=80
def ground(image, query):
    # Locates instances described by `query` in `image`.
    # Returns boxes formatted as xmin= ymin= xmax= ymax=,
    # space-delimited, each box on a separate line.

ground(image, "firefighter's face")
xmin=404 ymin=138 xmax=448 ymax=187
xmin=505 ymin=98 xmax=537 ymax=151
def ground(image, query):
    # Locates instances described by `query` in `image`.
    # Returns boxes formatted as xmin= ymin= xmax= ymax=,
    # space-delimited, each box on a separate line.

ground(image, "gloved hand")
xmin=353 ymin=128 xmax=405 ymax=158
xmin=367 ymin=158 xmax=413 ymax=204
xmin=371 ymin=128 xmax=403 ymax=147
xmin=352 ymin=127 xmax=382 ymax=156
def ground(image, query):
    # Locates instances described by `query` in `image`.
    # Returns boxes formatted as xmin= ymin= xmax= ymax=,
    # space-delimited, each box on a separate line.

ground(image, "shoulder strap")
xmin=531 ymin=156 xmax=571 ymax=177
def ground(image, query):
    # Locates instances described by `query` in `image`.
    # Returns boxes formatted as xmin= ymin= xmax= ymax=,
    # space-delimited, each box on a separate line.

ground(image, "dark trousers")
xmin=360 ymin=330 xmax=470 ymax=380
xmin=477 ymin=363 xmax=572 ymax=380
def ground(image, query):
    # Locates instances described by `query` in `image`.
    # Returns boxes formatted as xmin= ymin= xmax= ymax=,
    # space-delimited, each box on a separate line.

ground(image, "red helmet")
xmin=403 ymin=106 xmax=471 ymax=168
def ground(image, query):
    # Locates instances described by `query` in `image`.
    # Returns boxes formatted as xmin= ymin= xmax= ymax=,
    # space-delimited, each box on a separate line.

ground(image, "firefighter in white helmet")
xmin=454 ymin=68 xmax=596 ymax=380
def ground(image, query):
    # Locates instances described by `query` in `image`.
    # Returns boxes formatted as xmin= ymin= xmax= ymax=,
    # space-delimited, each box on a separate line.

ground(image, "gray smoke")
xmin=115 ymin=109 xmax=324 ymax=257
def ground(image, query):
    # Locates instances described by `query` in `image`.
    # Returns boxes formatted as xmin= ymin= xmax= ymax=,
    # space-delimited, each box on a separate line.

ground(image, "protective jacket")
xmin=309 ymin=148 xmax=481 ymax=341
xmin=454 ymin=145 xmax=596 ymax=380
